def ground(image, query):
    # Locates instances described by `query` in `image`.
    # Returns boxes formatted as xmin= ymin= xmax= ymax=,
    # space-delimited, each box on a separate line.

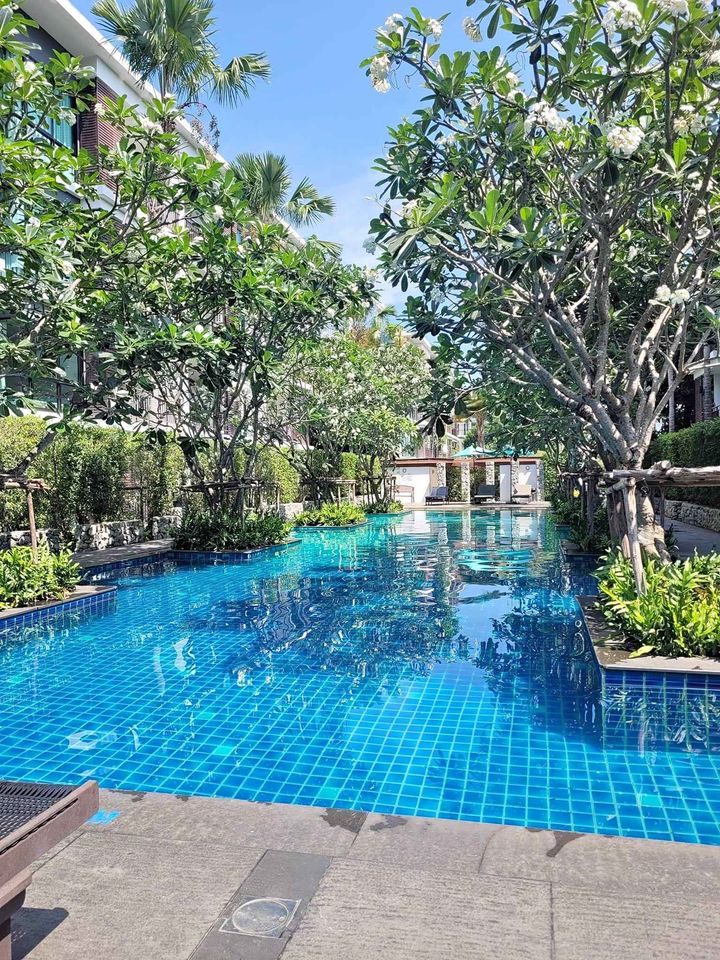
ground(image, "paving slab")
xmin=480 ymin=826 xmax=720 ymax=900
xmin=281 ymin=859 xmax=552 ymax=960
xmin=552 ymin=887 xmax=720 ymax=960
xmin=73 ymin=540 xmax=172 ymax=568
xmin=348 ymin=812 xmax=501 ymax=875
xmin=89 ymin=789 xmax=365 ymax=856
xmin=16 ymin=832 xmax=262 ymax=960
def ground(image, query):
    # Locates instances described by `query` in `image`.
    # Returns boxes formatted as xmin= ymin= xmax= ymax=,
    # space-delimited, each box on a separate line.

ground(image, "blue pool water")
xmin=2 ymin=509 xmax=720 ymax=844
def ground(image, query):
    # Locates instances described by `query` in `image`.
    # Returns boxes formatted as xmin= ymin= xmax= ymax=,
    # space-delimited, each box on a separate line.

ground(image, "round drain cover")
xmin=231 ymin=898 xmax=290 ymax=936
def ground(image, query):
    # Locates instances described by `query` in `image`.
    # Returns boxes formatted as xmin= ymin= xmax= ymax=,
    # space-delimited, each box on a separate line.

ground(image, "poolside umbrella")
xmin=453 ymin=446 xmax=495 ymax=458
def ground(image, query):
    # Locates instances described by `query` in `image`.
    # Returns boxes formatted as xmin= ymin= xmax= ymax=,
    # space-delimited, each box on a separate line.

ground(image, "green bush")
xmin=255 ymin=448 xmax=301 ymax=504
xmin=0 ymin=546 xmax=80 ymax=610
xmin=447 ymin=464 xmax=462 ymax=501
xmin=175 ymin=509 xmax=291 ymax=551
xmin=0 ymin=418 xmax=186 ymax=532
xmin=295 ymin=503 xmax=366 ymax=527
xmin=597 ymin=550 xmax=720 ymax=658
xmin=365 ymin=500 xmax=404 ymax=514
xmin=646 ymin=421 xmax=720 ymax=508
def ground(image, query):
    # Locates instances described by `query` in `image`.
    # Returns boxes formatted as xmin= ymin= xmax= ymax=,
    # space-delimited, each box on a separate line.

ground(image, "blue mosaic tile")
xmin=1 ymin=509 xmax=720 ymax=844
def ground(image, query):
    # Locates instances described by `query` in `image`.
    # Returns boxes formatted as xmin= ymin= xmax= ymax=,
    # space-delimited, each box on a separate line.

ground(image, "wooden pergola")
xmin=0 ymin=475 xmax=49 ymax=559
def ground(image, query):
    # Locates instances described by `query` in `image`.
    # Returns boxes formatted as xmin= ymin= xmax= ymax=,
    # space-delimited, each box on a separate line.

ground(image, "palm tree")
xmin=92 ymin=0 xmax=270 ymax=108
xmin=231 ymin=152 xmax=335 ymax=229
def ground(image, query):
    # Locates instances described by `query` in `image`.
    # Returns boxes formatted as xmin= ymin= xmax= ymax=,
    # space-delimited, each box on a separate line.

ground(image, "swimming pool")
xmin=1 ymin=508 xmax=720 ymax=844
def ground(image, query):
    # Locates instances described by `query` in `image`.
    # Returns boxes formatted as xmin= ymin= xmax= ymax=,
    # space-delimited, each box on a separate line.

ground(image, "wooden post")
xmin=26 ymin=488 xmax=38 ymax=561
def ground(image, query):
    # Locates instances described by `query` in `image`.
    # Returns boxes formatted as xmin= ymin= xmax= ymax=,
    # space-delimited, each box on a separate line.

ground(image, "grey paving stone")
xmin=190 ymin=927 xmax=287 ymax=960
xmin=231 ymin=850 xmax=331 ymax=908
xmin=282 ymin=858 xmax=552 ymax=960
xmin=18 ymin=832 xmax=262 ymax=960
xmin=480 ymin=826 xmax=720 ymax=900
xmin=348 ymin=813 xmax=500 ymax=875
xmin=552 ymin=887 xmax=720 ymax=960
xmin=89 ymin=790 xmax=361 ymax=856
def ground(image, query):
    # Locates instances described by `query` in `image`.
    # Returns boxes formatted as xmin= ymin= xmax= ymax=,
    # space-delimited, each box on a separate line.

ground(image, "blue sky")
xmin=72 ymin=1 xmax=472 ymax=305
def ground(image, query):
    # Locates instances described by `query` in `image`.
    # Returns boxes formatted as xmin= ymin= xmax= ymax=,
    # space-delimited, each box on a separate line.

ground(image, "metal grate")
xmin=0 ymin=780 xmax=76 ymax=840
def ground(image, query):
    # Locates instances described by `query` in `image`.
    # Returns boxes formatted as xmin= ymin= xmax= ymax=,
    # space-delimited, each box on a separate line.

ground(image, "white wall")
xmin=518 ymin=463 xmax=538 ymax=492
xmin=393 ymin=465 xmax=435 ymax=504
xmin=498 ymin=464 xmax=512 ymax=502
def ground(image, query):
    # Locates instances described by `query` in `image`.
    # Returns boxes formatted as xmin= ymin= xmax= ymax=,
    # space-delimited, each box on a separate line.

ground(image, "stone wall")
xmin=151 ymin=510 xmax=182 ymax=540
xmin=74 ymin=520 xmax=144 ymax=551
xmin=664 ymin=499 xmax=720 ymax=533
xmin=0 ymin=527 xmax=61 ymax=551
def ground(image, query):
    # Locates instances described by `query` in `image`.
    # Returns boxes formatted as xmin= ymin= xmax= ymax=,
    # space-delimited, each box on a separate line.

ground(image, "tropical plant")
xmin=365 ymin=499 xmax=404 ymax=514
xmin=295 ymin=503 xmax=367 ymax=527
xmin=232 ymin=152 xmax=335 ymax=229
xmin=175 ymin=508 xmax=291 ymax=551
xmin=0 ymin=547 xmax=80 ymax=610
xmin=597 ymin=550 xmax=720 ymax=657
xmin=92 ymin=0 xmax=270 ymax=108
xmin=363 ymin=3 xmax=720 ymax=554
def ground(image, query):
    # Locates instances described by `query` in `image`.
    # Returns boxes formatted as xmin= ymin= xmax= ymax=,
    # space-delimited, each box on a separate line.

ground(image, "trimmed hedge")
xmin=646 ymin=420 xmax=720 ymax=508
xmin=447 ymin=464 xmax=462 ymax=501
xmin=256 ymin=449 xmax=300 ymax=504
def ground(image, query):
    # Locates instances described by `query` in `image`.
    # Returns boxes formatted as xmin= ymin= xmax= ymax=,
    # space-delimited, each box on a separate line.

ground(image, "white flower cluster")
xmin=463 ymin=17 xmax=481 ymax=41
xmin=384 ymin=12 xmax=403 ymax=32
xmin=138 ymin=113 xmax=163 ymax=136
xmin=524 ymin=100 xmax=568 ymax=134
xmin=602 ymin=0 xmax=642 ymax=31
xmin=437 ymin=132 xmax=457 ymax=146
xmin=506 ymin=71 xmax=521 ymax=88
xmin=402 ymin=198 xmax=420 ymax=218
xmin=706 ymin=50 xmax=720 ymax=67
xmin=422 ymin=18 xmax=443 ymax=38
xmin=370 ymin=54 xmax=392 ymax=93
xmin=606 ymin=124 xmax=644 ymax=156
xmin=673 ymin=110 xmax=705 ymax=136
xmin=655 ymin=285 xmax=691 ymax=306
xmin=655 ymin=0 xmax=689 ymax=16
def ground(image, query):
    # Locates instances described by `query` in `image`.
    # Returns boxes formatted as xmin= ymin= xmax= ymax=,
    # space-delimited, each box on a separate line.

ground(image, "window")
xmin=40 ymin=94 xmax=75 ymax=149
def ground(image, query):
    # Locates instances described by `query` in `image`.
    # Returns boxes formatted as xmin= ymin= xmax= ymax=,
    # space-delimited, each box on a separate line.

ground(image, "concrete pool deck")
xmin=12 ymin=788 xmax=720 ymax=960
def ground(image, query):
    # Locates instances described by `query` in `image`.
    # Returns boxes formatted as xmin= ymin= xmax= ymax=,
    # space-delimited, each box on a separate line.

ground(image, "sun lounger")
xmin=0 ymin=780 xmax=99 ymax=957
xmin=472 ymin=484 xmax=496 ymax=503
xmin=425 ymin=485 xmax=448 ymax=504
xmin=512 ymin=484 xmax=534 ymax=503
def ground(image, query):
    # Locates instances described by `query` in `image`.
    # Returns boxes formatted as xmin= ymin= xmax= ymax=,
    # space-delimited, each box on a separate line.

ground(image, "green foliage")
xmin=597 ymin=551 xmax=720 ymax=658
xmin=175 ymin=509 xmax=291 ymax=551
xmin=365 ymin=500 xmax=404 ymax=514
xmin=446 ymin=464 xmax=461 ymax=501
xmin=0 ymin=547 xmax=80 ymax=610
xmin=339 ymin=452 xmax=359 ymax=481
xmin=131 ymin=439 xmax=185 ymax=518
xmin=0 ymin=416 xmax=48 ymax=530
xmin=295 ymin=503 xmax=367 ymax=527
xmin=647 ymin=422 xmax=720 ymax=509
xmin=255 ymin=448 xmax=300 ymax=504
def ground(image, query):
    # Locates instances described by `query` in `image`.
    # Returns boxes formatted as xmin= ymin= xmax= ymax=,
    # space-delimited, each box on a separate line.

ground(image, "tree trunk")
xmin=608 ymin=484 xmax=668 ymax=561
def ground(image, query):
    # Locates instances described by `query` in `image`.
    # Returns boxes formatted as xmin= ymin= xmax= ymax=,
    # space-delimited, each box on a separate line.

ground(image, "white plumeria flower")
xmin=94 ymin=101 xmax=108 ymax=118
xmin=705 ymin=50 xmax=720 ymax=66
xmin=606 ymin=124 xmax=644 ymax=156
xmin=524 ymin=101 xmax=568 ymax=134
xmin=138 ymin=114 xmax=163 ymax=136
xmin=463 ymin=17 xmax=481 ymax=41
xmin=373 ymin=78 xmax=391 ymax=93
xmin=602 ymin=0 xmax=642 ymax=32
xmin=655 ymin=285 xmax=690 ymax=306
xmin=506 ymin=71 xmax=521 ymax=87
xmin=58 ymin=260 xmax=74 ymax=277
xmin=655 ymin=0 xmax=689 ymax=16
xmin=423 ymin=18 xmax=443 ymax=38
xmin=212 ymin=205 xmax=224 ymax=220
xmin=384 ymin=13 xmax=403 ymax=32
xmin=370 ymin=53 xmax=392 ymax=92
xmin=673 ymin=108 xmax=705 ymax=137
xmin=194 ymin=324 xmax=204 ymax=333
xmin=402 ymin=198 xmax=420 ymax=218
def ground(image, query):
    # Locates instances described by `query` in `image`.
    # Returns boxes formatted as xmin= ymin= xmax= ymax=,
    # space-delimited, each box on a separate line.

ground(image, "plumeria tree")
xmin=125 ymin=238 xmax=378 ymax=505
xmin=281 ymin=325 xmax=429 ymax=504
xmin=0 ymin=4 xmax=256 ymax=472
xmin=363 ymin=1 xmax=720 ymax=552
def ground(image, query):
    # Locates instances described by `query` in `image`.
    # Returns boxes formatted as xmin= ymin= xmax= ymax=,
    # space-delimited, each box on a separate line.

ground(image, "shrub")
xmin=0 ymin=547 xmax=80 ymax=610
xmin=646 ymin=420 xmax=720 ymax=509
xmin=365 ymin=500 xmax=404 ymax=514
xmin=295 ymin=503 xmax=366 ymax=527
xmin=256 ymin=448 xmax=301 ymax=504
xmin=175 ymin=509 xmax=291 ymax=552
xmin=596 ymin=550 xmax=720 ymax=658
xmin=132 ymin=440 xmax=185 ymax=518
xmin=447 ymin=464 xmax=462 ymax=501
xmin=0 ymin=416 xmax=48 ymax=530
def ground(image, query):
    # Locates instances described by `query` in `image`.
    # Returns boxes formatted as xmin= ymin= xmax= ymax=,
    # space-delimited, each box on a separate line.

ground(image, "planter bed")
xmin=0 ymin=584 xmax=118 ymax=632
xmin=577 ymin=594 xmax=720 ymax=677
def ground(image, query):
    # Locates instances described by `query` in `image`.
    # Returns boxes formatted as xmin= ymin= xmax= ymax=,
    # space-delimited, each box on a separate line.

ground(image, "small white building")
xmin=392 ymin=456 xmax=546 ymax=506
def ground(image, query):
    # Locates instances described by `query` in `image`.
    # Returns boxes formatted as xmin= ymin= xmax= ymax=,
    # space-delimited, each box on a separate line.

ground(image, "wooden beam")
xmin=607 ymin=465 xmax=720 ymax=487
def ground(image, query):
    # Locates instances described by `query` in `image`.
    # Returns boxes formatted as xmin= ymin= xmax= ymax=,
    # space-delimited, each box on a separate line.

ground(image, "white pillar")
xmin=435 ymin=461 xmax=447 ymax=487
xmin=536 ymin=460 xmax=545 ymax=501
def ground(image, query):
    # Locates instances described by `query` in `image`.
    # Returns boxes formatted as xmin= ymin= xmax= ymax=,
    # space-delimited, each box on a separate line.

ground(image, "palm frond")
xmin=285 ymin=177 xmax=336 ymax=227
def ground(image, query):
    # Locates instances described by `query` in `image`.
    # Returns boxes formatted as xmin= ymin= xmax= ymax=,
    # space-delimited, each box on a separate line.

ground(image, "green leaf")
xmin=628 ymin=645 xmax=656 ymax=659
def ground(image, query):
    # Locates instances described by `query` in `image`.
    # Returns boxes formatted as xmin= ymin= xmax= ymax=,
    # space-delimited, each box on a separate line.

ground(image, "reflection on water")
xmin=0 ymin=508 xmax=720 ymax=843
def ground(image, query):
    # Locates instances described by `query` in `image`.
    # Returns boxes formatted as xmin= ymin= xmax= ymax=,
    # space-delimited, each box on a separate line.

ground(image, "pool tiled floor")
xmin=13 ymin=788 xmax=720 ymax=959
